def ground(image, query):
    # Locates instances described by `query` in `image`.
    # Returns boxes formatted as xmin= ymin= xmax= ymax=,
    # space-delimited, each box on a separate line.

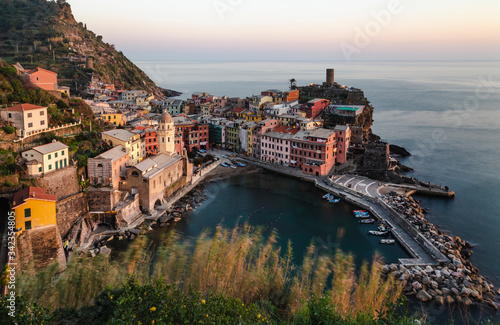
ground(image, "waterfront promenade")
xmin=235 ymin=155 xmax=450 ymax=267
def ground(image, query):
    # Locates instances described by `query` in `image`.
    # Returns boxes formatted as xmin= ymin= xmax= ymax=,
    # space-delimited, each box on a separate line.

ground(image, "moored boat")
xmin=367 ymin=230 xmax=389 ymax=236
xmin=353 ymin=210 xmax=366 ymax=213
xmin=380 ymin=239 xmax=395 ymax=245
xmin=221 ymin=163 xmax=229 ymax=167
xmin=322 ymin=194 xmax=330 ymax=199
xmin=329 ymin=198 xmax=340 ymax=203
xmin=359 ymin=219 xmax=375 ymax=224
xmin=354 ymin=214 xmax=370 ymax=218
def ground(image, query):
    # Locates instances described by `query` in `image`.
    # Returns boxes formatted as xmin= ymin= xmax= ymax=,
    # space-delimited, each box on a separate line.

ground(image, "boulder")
xmin=412 ymin=281 xmax=423 ymax=290
xmin=461 ymin=287 xmax=472 ymax=297
xmin=435 ymin=296 xmax=445 ymax=305
xmin=446 ymin=295 xmax=454 ymax=304
xmin=416 ymin=290 xmax=433 ymax=302
xmin=441 ymin=288 xmax=451 ymax=296
xmin=382 ymin=265 xmax=391 ymax=274
xmin=422 ymin=276 xmax=431 ymax=285
xmin=99 ymin=246 xmax=111 ymax=256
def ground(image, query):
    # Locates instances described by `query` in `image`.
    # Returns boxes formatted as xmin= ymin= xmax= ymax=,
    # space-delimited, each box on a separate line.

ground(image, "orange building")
xmin=26 ymin=67 xmax=58 ymax=91
xmin=284 ymin=90 xmax=299 ymax=102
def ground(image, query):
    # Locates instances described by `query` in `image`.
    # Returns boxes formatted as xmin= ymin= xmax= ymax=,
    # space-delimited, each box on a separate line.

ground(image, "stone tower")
xmin=157 ymin=111 xmax=175 ymax=155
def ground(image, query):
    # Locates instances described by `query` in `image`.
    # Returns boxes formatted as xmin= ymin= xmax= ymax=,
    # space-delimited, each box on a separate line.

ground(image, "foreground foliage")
xmin=1 ymin=225 xmax=425 ymax=324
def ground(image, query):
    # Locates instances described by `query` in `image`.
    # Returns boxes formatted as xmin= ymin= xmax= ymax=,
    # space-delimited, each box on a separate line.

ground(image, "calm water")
xmin=133 ymin=60 xmax=500 ymax=322
xmin=170 ymin=172 xmax=409 ymax=266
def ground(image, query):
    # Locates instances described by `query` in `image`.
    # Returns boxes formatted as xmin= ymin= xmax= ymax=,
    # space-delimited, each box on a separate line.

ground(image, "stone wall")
xmin=87 ymin=188 xmax=123 ymax=212
xmin=33 ymin=165 xmax=80 ymax=200
xmin=164 ymin=177 xmax=187 ymax=198
xmin=362 ymin=141 xmax=390 ymax=171
xmin=56 ymin=192 xmax=89 ymax=238
xmin=115 ymin=194 xmax=140 ymax=227
xmin=16 ymin=225 xmax=66 ymax=272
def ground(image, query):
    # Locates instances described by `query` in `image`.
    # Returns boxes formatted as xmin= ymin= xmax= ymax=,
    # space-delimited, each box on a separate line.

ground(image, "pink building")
xmin=260 ymin=125 xmax=299 ymax=165
xmin=290 ymin=128 xmax=337 ymax=176
xmin=252 ymin=119 xmax=279 ymax=158
xmin=305 ymin=98 xmax=330 ymax=119
xmin=334 ymin=125 xmax=351 ymax=164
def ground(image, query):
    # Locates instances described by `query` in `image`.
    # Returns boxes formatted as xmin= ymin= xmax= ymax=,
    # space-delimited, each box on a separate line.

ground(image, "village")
xmin=3 ymin=65 xmax=498 ymax=311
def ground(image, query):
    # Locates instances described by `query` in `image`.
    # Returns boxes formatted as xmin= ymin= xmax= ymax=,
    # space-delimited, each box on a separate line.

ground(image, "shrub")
xmin=2 ymin=125 xmax=15 ymax=134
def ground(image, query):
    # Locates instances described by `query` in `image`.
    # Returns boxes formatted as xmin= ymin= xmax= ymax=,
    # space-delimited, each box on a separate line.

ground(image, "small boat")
xmin=322 ymin=194 xmax=330 ymax=199
xmin=378 ymin=225 xmax=388 ymax=232
xmin=229 ymin=164 xmax=237 ymax=169
xmin=354 ymin=212 xmax=370 ymax=217
xmin=354 ymin=211 xmax=369 ymax=215
xmin=237 ymin=163 xmax=246 ymax=167
xmin=380 ymin=239 xmax=395 ymax=245
xmin=353 ymin=210 xmax=366 ymax=213
xmin=359 ymin=219 xmax=375 ymax=224
xmin=221 ymin=163 xmax=229 ymax=167
xmin=354 ymin=214 xmax=370 ymax=219
xmin=329 ymin=198 xmax=340 ymax=203
xmin=367 ymin=230 xmax=389 ymax=236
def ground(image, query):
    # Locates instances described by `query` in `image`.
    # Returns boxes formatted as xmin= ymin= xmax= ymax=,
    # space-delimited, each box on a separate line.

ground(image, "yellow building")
xmin=102 ymin=113 xmax=126 ymax=126
xmin=243 ymin=112 xmax=265 ymax=122
xmin=12 ymin=187 xmax=57 ymax=234
xmin=102 ymin=129 xmax=142 ymax=165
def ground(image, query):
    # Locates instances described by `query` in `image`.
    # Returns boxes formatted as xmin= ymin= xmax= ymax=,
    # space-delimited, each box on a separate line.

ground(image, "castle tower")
xmin=157 ymin=111 xmax=175 ymax=155
xmin=326 ymin=68 xmax=334 ymax=86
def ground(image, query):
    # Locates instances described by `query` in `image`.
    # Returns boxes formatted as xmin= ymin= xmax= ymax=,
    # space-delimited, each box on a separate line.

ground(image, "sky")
xmin=67 ymin=0 xmax=500 ymax=62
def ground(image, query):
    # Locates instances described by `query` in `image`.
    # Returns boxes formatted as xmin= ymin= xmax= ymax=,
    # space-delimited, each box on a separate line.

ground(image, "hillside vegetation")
xmin=0 ymin=0 xmax=176 ymax=98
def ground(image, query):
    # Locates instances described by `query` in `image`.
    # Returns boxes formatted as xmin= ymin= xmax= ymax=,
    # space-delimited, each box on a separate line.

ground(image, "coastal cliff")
xmin=0 ymin=0 xmax=179 ymax=98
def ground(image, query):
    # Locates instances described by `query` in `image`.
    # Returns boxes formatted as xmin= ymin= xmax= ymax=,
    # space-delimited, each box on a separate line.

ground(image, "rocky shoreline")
xmin=381 ymin=193 xmax=499 ymax=310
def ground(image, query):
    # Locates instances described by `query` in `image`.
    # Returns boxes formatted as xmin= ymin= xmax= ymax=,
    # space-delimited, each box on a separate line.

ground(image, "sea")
xmin=132 ymin=60 xmax=500 ymax=323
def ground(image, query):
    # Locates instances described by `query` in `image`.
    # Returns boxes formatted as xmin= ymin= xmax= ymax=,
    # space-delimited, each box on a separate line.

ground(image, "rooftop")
xmin=334 ymin=125 xmax=349 ymax=132
xmin=29 ymin=141 xmax=68 ymax=155
xmin=95 ymin=145 xmax=129 ymax=163
xmin=134 ymin=154 xmax=182 ymax=179
xmin=102 ymin=129 xmax=137 ymax=142
xmin=13 ymin=187 xmax=57 ymax=208
xmin=3 ymin=103 xmax=45 ymax=112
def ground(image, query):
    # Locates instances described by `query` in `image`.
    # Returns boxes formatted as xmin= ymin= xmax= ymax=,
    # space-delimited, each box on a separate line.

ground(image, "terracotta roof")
xmin=13 ymin=187 xmax=57 ymax=208
xmin=271 ymin=125 xmax=300 ymax=134
xmin=26 ymin=67 xmax=57 ymax=75
xmin=232 ymin=107 xmax=245 ymax=113
xmin=4 ymin=104 xmax=45 ymax=111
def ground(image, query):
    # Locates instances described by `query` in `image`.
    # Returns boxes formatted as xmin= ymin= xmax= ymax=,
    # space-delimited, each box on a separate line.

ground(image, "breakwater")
xmin=236 ymin=156 xmax=499 ymax=310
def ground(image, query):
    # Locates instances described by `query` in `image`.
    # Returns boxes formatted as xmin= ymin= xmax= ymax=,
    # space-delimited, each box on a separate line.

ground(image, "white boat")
xmin=380 ymin=239 xmax=395 ymax=245
xmin=367 ymin=230 xmax=389 ymax=236
xmin=329 ymin=198 xmax=340 ymax=203
xmin=322 ymin=194 xmax=330 ymax=199
xmin=353 ymin=210 xmax=366 ymax=213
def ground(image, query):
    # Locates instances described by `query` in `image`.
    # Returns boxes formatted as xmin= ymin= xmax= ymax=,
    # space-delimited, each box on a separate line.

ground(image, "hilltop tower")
xmin=157 ymin=111 xmax=175 ymax=155
xmin=326 ymin=68 xmax=334 ymax=86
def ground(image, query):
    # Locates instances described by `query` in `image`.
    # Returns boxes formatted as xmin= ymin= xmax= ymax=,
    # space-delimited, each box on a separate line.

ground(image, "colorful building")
xmin=102 ymin=129 xmax=142 ymax=165
xmin=0 ymin=104 xmax=48 ymax=137
xmin=26 ymin=67 xmax=58 ymax=91
xmin=12 ymin=187 xmax=57 ymax=234
xmin=101 ymin=113 xmax=126 ymax=126
xmin=260 ymin=126 xmax=299 ymax=165
xmin=334 ymin=125 xmax=351 ymax=164
xmin=290 ymin=128 xmax=337 ymax=176
xmin=284 ymin=90 xmax=299 ymax=102
xmin=88 ymin=145 xmax=130 ymax=189
xmin=22 ymin=141 xmax=69 ymax=177
xmin=173 ymin=115 xmax=209 ymax=152
xmin=305 ymin=98 xmax=330 ymax=119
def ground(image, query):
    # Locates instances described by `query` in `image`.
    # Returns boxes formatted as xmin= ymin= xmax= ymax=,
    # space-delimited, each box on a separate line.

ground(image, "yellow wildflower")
xmin=257 ymin=314 xmax=261 ymax=319
xmin=150 ymin=307 xmax=156 ymax=312
xmin=206 ymin=314 xmax=209 ymax=317
xmin=151 ymin=321 xmax=155 ymax=325
xmin=201 ymin=299 xmax=206 ymax=304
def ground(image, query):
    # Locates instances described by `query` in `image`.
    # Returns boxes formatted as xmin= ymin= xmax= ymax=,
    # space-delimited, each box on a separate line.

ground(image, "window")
xmin=25 ymin=221 xmax=32 ymax=230
xmin=48 ymin=154 xmax=51 ymax=159
xmin=55 ymin=161 xmax=59 ymax=169
xmin=62 ymin=151 xmax=65 ymax=155
xmin=8 ymin=113 xmax=11 ymax=118
xmin=25 ymin=208 xmax=31 ymax=218
xmin=49 ymin=164 xmax=52 ymax=170
xmin=27 ymin=113 xmax=32 ymax=118
xmin=40 ymin=111 xmax=44 ymax=116
xmin=40 ymin=120 xmax=45 ymax=125
xmin=55 ymin=152 xmax=58 ymax=158
xmin=38 ymin=167 xmax=42 ymax=173
xmin=28 ymin=123 xmax=33 ymax=128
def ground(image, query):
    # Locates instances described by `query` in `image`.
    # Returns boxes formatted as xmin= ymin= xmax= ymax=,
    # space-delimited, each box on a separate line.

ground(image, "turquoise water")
xmin=134 ymin=60 xmax=500 ymax=322
xmin=172 ymin=172 xmax=409 ymax=266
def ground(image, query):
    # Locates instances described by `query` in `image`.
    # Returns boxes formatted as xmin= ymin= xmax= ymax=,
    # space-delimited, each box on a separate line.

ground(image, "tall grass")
xmin=16 ymin=224 xmax=403 ymax=319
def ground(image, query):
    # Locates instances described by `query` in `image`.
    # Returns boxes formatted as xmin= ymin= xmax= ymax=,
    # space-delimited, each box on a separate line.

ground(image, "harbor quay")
xmin=236 ymin=155 xmax=499 ymax=309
